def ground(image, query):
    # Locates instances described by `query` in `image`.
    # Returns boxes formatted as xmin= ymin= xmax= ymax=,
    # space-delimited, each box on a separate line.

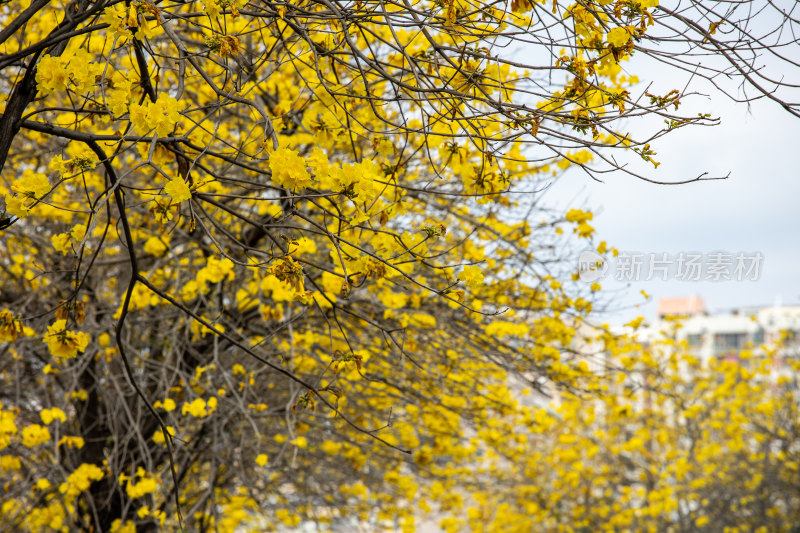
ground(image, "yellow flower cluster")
xmin=28 ymin=503 xmax=66 ymax=531
xmin=57 ymin=436 xmax=85 ymax=449
xmin=606 ymin=26 xmax=633 ymax=47
xmin=60 ymin=463 xmax=104 ymax=499
xmin=43 ymin=320 xmax=91 ymax=361
xmin=101 ymin=1 xmax=163 ymax=42
xmin=35 ymin=49 xmax=103 ymax=95
xmin=40 ymin=407 xmax=67 ymax=425
xmin=143 ymin=236 xmax=169 ymax=257
xmin=21 ymin=424 xmax=51 ymax=448
xmin=164 ymin=176 xmax=192 ymax=204
xmin=51 ymin=224 xmax=87 ymax=255
xmin=122 ymin=467 xmax=159 ymax=499
xmin=152 ymin=426 xmax=175 ymax=444
xmin=0 ymin=310 xmax=23 ymax=342
xmin=0 ymin=455 xmax=21 ymax=471
xmin=458 ymin=265 xmax=484 ymax=290
xmin=181 ymin=397 xmax=218 ymax=418
xmin=268 ymin=147 xmax=313 ymax=190
xmin=0 ymin=406 xmax=18 ymax=450
xmin=198 ymin=257 xmax=235 ymax=286
xmin=129 ymin=95 xmax=182 ymax=137
xmin=4 ymin=170 xmax=51 ymax=218
xmin=565 ymin=208 xmax=595 ymax=238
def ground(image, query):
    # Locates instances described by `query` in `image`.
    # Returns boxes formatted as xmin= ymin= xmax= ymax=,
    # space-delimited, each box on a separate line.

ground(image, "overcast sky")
xmin=541 ymin=50 xmax=800 ymax=325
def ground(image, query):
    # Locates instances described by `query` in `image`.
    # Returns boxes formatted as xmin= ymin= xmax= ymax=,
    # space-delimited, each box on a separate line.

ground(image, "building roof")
xmin=657 ymin=296 xmax=706 ymax=318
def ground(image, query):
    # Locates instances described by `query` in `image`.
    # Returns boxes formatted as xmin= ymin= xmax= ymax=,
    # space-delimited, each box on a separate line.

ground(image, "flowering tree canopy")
xmin=0 ymin=0 xmax=798 ymax=531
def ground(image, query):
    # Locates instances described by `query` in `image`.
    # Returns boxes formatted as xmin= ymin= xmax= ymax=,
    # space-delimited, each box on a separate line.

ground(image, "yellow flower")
xmin=21 ymin=424 xmax=51 ymax=447
xmin=101 ymin=4 xmax=132 ymax=40
xmin=0 ymin=409 xmax=18 ymax=436
xmin=35 ymin=55 xmax=70 ymax=94
xmin=276 ymin=509 xmax=301 ymax=527
xmin=260 ymin=274 xmax=295 ymax=302
xmin=51 ymin=233 xmax=73 ymax=255
xmin=575 ymin=221 xmax=594 ymax=238
xmin=148 ymin=95 xmax=181 ymax=137
xmin=255 ymin=453 xmax=268 ymax=466
xmin=4 ymin=194 xmax=30 ymax=218
xmin=0 ymin=310 xmax=23 ymax=342
xmin=152 ymin=426 xmax=175 ymax=444
xmin=49 ymin=155 xmax=71 ymax=176
xmin=40 ymin=407 xmax=67 ymax=425
xmin=374 ymin=137 xmax=394 ymax=157
xmin=289 ymin=237 xmax=317 ymax=256
xmin=70 ymin=389 xmax=88 ymax=401
xmin=181 ymin=280 xmax=200 ymax=301
xmin=164 ymin=175 xmax=192 ymax=203
xmin=182 ymin=398 xmax=208 ymax=417
xmin=565 ymin=208 xmax=593 ymax=224
xmin=35 ymin=51 xmax=101 ymax=95
xmin=57 ymin=436 xmax=85 ymax=449
xmin=61 ymin=463 xmax=104 ymax=498
xmin=129 ymin=95 xmax=181 ymax=137
xmin=44 ymin=320 xmax=91 ymax=360
xmin=12 ymin=172 xmax=50 ymax=199
xmin=127 ymin=474 xmax=158 ymax=499
xmin=51 ymin=223 xmax=86 ymax=255
xmin=143 ymin=236 xmax=168 ymax=257
xmin=74 ymin=227 xmax=93 ymax=250
xmin=110 ymin=520 xmax=137 ymax=533
xmin=129 ymin=102 xmax=150 ymax=135
xmin=379 ymin=291 xmax=407 ymax=309
xmin=607 ymin=27 xmax=631 ymax=47
xmin=320 ymin=440 xmax=342 ymax=455
xmin=268 ymin=147 xmax=313 ymax=190
xmin=197 ymin=257 xmax=235 ymax=285
xmin=0 ymin=455 xmax=21 ymax=471
xmin=98 ymin=332 xmax=111 ymax=348
xmin=458 ymin=265 xmax=484 ymax=290
xmin=107 ymin=87 xmax=131 ymax=116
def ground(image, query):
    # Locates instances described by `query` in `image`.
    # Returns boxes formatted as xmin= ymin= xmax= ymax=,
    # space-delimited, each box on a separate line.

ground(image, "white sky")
xmin=542 ymin=47 xmax=800 ymax=325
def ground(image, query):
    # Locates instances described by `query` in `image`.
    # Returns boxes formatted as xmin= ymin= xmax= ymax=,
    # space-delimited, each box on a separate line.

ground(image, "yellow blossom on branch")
xmin=60 ymin=463 xmax=104 ymax=499
xmin=57 ymin=436 xmax=85 ymax=449
xmin=164 ymin=175 xmax=192 ymax=203
xmin=458 ymin=265 xmax=484 ymax=289
xmin=21 ymin=424 xmax=51 ymax=447
xmin=606 ymin=27 xmax=632 ymax=47
xmin=182 ymin=398 xmax=208 ymax=417
xmin=268 ymin=147 xmax=313 ymax=190
xmin=127 ymin=473 xmax=158 ymax=499
xmin=43 ymin=320 xmax=91 ymax=361
xmin=0 ymin=310 xmax=23 ymax=342
xmin=40 ymin=408 xmax=67 ymax=425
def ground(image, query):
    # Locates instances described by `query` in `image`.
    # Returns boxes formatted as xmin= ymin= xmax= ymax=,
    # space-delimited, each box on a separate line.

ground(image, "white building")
xmin=646 ymin=296 xmax=800 ymax=372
